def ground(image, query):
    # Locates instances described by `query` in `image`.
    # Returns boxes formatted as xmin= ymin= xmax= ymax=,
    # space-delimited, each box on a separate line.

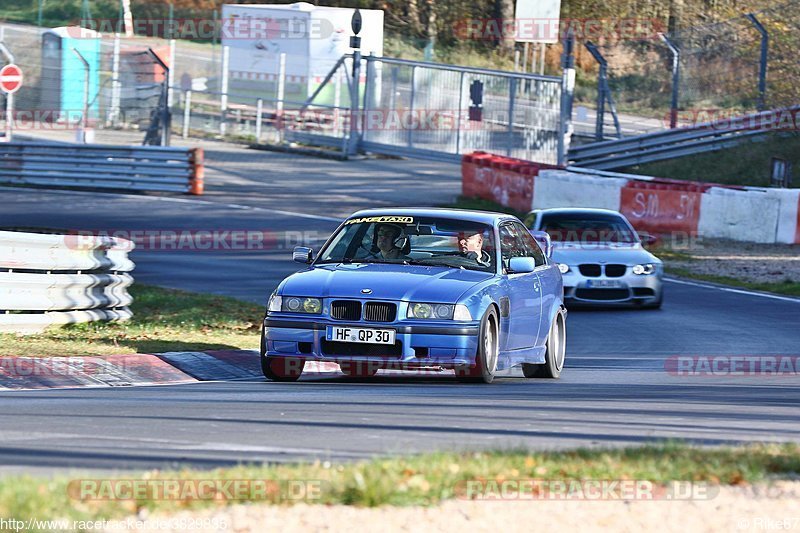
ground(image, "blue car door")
xmin=499 ymin=223 xmax=543 ymax=351
xmin=510 ymin=221 xmax=552 ymax=347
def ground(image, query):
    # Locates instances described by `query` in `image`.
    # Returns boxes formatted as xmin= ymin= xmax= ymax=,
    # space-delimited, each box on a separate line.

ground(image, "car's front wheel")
xmin=522 ymin=310 xmax=566 ymax=379
xmin=455 ymin=307 xmax=499 ymax=384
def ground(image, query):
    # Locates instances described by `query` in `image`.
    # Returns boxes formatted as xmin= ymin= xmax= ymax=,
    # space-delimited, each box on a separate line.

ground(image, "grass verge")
xmin=0 ymin=284 xmax=262 ymax=356
xmin=620 ymin=133 xmax=800 ymax=188
xmin=2 ymin=443 xmax=798 ymax=526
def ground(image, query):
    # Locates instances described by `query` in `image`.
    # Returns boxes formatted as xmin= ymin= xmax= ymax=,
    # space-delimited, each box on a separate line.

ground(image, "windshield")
xmin=316 ymin=216 xmax=497 ymax=272
xmin=539 ymin=213 xmax=638 ymax=244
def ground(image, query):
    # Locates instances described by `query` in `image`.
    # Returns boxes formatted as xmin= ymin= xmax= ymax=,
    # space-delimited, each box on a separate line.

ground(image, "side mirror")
xmin=529 ymin=230 xmax=553 ymax=258
xmin=508 ymin=256 xmax=537 ymax=274
xmin=293 ymin=246 xmax=313 ymax=264
xmin=638 ymin=232 xmax=659 ymax=246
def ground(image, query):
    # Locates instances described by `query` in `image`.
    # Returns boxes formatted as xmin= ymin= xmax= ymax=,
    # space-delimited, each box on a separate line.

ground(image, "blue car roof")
xmin=347 ymin=208 xmax=517 ymax=225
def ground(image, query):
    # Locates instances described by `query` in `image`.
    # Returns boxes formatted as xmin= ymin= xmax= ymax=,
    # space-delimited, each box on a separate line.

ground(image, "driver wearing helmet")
xmin=367 ymin=223 xmax=410 ymax=261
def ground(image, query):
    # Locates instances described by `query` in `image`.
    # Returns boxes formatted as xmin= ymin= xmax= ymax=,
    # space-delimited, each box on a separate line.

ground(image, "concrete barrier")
xmin=461 ymin=151 xmax=800 ymax=244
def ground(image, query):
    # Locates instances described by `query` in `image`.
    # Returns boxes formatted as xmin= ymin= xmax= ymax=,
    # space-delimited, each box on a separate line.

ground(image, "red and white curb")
xmin=0 ymin=351 xmax=341 ymax=391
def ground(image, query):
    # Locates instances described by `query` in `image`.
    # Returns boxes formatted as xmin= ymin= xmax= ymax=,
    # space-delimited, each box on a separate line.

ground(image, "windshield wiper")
xmin=403 ymin=259 xmax=463 ymax=269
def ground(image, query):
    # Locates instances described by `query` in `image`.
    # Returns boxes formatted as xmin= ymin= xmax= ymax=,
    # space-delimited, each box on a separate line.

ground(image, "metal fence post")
xmin=167 ymin=39 xmax=176 ymax=108
xmin=220 ymin=45 xmax=229 ymax=137
xmin=507 ymin=77 xmax=517 ymax=157
xmin=455 ymin=70 xmax=465 ymax=154
xmin=255 ymin=97 xmax=263 ymax=142
xmin=333 ymin=67 xmax=342 ymax=137
xmin=108 ymin=33 xmax=121 ymax=127
xmin=660 ymin=33 xmax=680 ymax=129
xmin=348 ymin=53 xmax=362 ymax=155
xmin=745 ymin=13 xmax=768 ymax=111
xmin=182 ymin=90 xmax=192 ymax=139
xmin=277 ymin=53 xmax=286 ymax=142
xmin=0 ymin=36 xmax=15 ymax=141
xmin=585 ymin=42 xmax=606 ymax=141
xmin=407 ymin=65 xmax=416 ymax=148
xmin=72 ymin=48 xmax=91 ymax=144
xmin=557 ymin=31 xmax=575 ymax=167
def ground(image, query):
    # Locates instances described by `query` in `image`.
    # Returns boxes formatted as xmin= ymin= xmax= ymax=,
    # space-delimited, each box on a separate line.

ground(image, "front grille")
xmin=321 ymin=339 xmax=403 ymax=357
xmin=364 ymin=302 xmax=396 ymax=322
xmin=578 ymin=264 xmax=602 ymax=277
xmin=605 ymin=264 xmax=627 ymax=277
xmin=330 ymin=300 xmax=361 ymax=321
xmin=575 ymin=288 xmax=630 ymax=301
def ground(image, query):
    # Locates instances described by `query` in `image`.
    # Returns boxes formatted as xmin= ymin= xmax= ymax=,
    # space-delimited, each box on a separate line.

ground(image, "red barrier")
xmin=620 ymin=180 xmax=709 ymax=235
xmin=461 ymin=152 xmax=558 ymax=212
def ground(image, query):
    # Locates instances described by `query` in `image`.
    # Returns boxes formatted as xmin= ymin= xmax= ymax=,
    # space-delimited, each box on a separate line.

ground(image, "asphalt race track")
xmin=1 ymin=146 xmax=798 ymax=472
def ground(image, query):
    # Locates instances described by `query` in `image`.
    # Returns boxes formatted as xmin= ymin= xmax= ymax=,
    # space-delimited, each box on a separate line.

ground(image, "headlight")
xmin=280 ymin=296 xmax=322 ymax=314
xmin=407 ymin=303 xmax=470 ymax=320
xmin=268 ymin=293 xmax=282 ymax=312
xmin=558 ymin=263 xmax=570 ymax=274
xmin=632 ymin=263 xmax=656 ymax=275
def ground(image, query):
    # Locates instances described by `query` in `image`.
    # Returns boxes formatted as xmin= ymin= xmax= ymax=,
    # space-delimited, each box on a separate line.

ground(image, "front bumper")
xmin=263 ymin=316 xmax=481 ymax=368
xmin=562 ymin=271 xmax=663 ymax=306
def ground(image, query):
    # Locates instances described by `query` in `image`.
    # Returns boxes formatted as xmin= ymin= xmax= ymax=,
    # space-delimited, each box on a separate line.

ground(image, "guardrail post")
xmin=660 ymin=33 xmax=681 ymax=129
xmin=220 ymin=45 xmax=229 ymax=137
xmin=189 ymin=147 xmax=204 ymax=195
xmin=745 ymin=13 xmax=768 ymax=111
xmin=255 ymin=98 xmax=263 ymax=142
xmin=182 ymin=90 xmax=192 ymax=139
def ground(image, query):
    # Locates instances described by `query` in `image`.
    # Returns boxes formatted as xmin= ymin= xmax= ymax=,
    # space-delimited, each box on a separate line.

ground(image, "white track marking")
xmin=665 ymin=277 xmax=800 ymax=303
xmin=0 ymin=186 xmax=341 ymax=222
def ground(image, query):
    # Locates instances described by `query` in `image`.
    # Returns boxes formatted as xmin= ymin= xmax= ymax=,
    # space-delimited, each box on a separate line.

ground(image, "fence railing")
xmin=0 ymin=230 xmax=135 ymax=334
xmin=0 ymin=142 xmax=204 ymax=194
xmin=567 ymin=106 xmax=800 ymax=170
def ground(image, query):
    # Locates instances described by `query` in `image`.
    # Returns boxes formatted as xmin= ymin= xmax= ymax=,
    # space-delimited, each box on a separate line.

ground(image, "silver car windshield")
xmin=316 ymin=216 xmax=496 ymax=272
xmin=540 ymin=213 xmax=638 ymax=244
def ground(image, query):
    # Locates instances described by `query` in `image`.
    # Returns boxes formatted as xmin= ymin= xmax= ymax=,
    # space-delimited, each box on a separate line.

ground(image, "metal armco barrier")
xmin=568 ymin=107 xmax=800 ymax=170
xmin=0 ymin=142 xmax=204 ymax=195
xmin=0 ymin=231 xmax=135 ymax=334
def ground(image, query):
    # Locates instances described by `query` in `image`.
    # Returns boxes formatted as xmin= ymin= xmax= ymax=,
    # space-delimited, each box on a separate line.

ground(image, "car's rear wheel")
xmin=261 ymin=356 xmax=305 ymax=382
xmin=455 ymin=307 xmax=499 ymax=384
xmin=339 ymin=361 xmax=379 ymax=378
xmin=522 ymin=310 xmax=566 ymax=379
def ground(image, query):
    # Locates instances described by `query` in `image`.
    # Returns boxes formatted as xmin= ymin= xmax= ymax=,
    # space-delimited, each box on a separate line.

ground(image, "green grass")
xmin=621 ymin=133 xmax=800 ymax=188
xmin=666 ymin=267 xmax=800 ymax=297
xmin=2 ymin=442 xmax=798 ymax=528
xmin=0 ymin=284 xmax=262 ymax=356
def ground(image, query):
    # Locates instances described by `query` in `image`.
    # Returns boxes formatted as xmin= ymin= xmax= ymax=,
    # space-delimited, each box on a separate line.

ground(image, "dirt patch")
xmin=125 ymin=481 xmax=800 ymax=532
xmin=662 ymin=238 xmax=800 ymax=284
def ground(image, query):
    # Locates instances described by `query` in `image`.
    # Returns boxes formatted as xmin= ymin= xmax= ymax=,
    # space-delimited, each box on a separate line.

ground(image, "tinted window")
xmin=539 ymin=212 xmax=637 ymax=244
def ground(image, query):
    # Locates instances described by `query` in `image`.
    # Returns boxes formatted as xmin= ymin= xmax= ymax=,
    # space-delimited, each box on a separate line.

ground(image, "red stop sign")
xmin=0 ymin=64 xmax=23 ymax=94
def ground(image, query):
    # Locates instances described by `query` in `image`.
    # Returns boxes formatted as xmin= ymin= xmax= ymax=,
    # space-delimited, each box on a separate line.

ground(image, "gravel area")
xmin=663 ymin=238 xmax=800 ymax=284
xmin=122 ymin=481 xmax=800 ymax=533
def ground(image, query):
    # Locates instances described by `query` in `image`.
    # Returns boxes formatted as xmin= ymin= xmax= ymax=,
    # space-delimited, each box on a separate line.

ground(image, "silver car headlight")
xmin=408 ymin=303 xmax=472 ymax=320
xmin=278 ymin=296 xmax=322 ymax=314
xmin=632 ymin=263 xmax=656 ymax=275
xmin=557 ymin=263 xmax=570 ymax=274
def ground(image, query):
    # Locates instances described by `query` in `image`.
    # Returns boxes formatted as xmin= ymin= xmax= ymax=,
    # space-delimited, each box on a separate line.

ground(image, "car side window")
xmin=499 ymin=224 xmax=521 ymax=269
xmin=522 ymin=211 xmax=537 ymax=229
xmin=512 ymin=222 xmax=547 ymax=267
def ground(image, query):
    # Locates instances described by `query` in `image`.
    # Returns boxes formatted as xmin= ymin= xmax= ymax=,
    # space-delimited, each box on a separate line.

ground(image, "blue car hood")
xmin=279 ymin=263 xmax=494 ymax=303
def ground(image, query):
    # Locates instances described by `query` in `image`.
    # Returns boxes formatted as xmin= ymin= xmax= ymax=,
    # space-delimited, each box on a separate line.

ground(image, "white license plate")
xmin=326 ymin=326 xmax=396 ymax=345
xmin=584 ymin=279 xmax=626 ymax=288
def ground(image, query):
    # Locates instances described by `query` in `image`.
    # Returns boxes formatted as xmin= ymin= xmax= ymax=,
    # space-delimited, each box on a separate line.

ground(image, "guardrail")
xmin=0 ymin=230 xmax=135 ymax=334
xmin=568 ymin=107 xmax=800 ymax=170
xmin=0 ymin=142 xmax=204 ymax=195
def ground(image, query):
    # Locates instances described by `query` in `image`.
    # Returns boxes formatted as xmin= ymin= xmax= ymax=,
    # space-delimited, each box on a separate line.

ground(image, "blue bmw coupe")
xmin=262 ymin=208 xmax=566 ymax=383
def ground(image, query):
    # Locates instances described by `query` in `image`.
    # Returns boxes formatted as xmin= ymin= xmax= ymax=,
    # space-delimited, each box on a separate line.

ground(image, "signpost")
xmin=0 ymin=63 xmax=22 ymax=141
